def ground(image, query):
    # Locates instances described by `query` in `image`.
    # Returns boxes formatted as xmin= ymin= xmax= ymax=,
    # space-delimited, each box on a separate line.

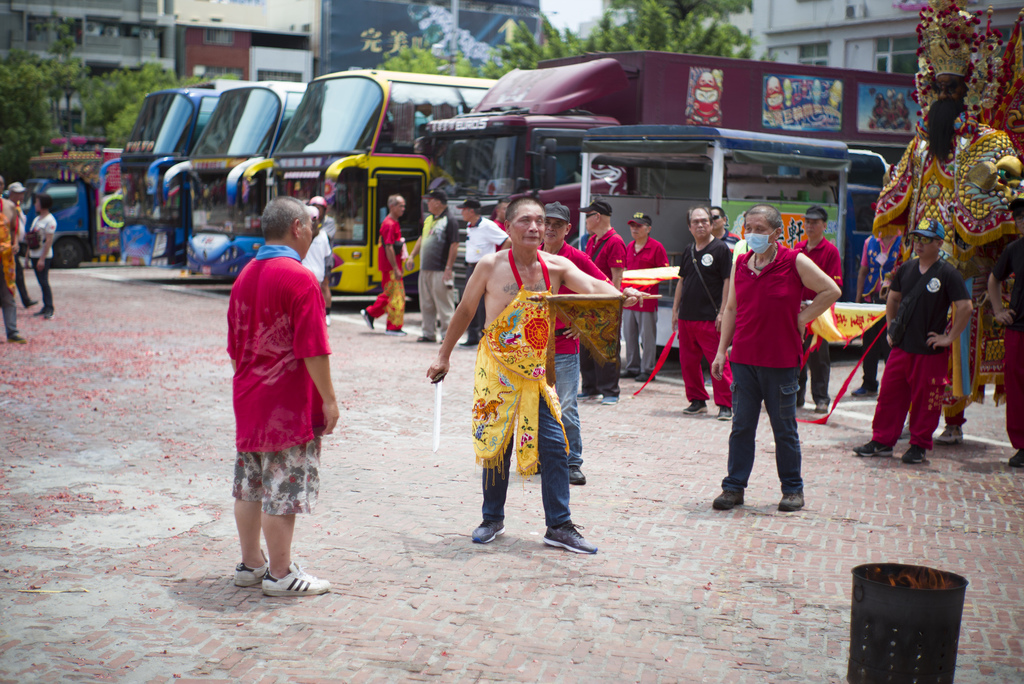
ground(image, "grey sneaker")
xmin=712 ymin=489 xmax=744 ymax=510
xmin=543 ymin=521 xmax=597 ymax=554
xmin=472 ymin=520 xmax=505 ymax=544
xmin=778 ymin=491 xmax=805 ymax=512
xmin=717 ymin=406 xmax=732 ymax=421
xmin=261 ymin=564 xmax=330 ymax=596
xmin=902 ymin=444 xmax=926 ymax=464
xmin=853 ymin=440 xmax=893 ymax=458
xmin=934 ymin=425 xmax=963 ymax=445
xmin=233 ymin=559 xmax=268 ymax=587
xmin=683 ymin=400 xmax=707 ymax=415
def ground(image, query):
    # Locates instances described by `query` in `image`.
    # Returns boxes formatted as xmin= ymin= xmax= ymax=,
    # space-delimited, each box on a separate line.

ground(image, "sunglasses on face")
xmin=710 ymin=214 xmax=723 ymax=220
xmin=910 ymin=234 xmax=935 ymax=244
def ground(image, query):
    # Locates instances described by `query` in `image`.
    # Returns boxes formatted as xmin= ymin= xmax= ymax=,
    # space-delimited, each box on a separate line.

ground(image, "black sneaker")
xmin=853 ymin=440 xmax=893 ymax=458
xmin=902 ymin=445 xmax=926 ymax=464
xmin=778 ymin=491 xmax=805 ymax=512
xmin=712 ymin=489 xmax=744 ymax=510
xmin=1009 ymin=450 xmax=1024 ymax=468
xmin=543 ymin=521 xmax=597 ymax=554
xmin=472 ymin=520 xmax=505 ymax=544
xmin=635 ymin=373 xmax=654 ymax=383
xmin=717 ymin=406 xmax=732 ymax=421
xmin=682 ymin=400 xmax=707 ymax=415
xmin=360 ymin=309 xmax=374 ymax=330
xmin=569 ymin=466 xmax=586 ymax=485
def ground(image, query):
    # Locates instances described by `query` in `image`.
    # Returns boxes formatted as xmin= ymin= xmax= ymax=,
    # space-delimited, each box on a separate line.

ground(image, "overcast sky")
xmin=539 ymin=0 xmax=603 ymax=32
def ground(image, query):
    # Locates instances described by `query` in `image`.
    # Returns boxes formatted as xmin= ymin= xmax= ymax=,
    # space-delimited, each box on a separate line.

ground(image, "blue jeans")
xmin=481 ymin=398 xmax=571 ymax=528
xmin=554 ymin=352 xmax=583 ymax=469
xmin=722 ymin=363 xmax=804 ymax=494
xmin=30 ymin=258 xmax=53 ymax=313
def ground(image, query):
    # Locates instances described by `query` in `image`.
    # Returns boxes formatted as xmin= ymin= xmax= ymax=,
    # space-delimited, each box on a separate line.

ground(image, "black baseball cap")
xmin=460 ymin=198 xmax=481 ymax=210
xmin=628 ymin=212 xmax=652 ymax=227
xmin=581 ymin=199 xmax=612 ymax=216
xmin=544 ymin=202 xmax=571 ymax=223
xmin=426 ymin=189 xmax=448 ymax=203
xmin=804 ymin=205 xmax=828 ymax=221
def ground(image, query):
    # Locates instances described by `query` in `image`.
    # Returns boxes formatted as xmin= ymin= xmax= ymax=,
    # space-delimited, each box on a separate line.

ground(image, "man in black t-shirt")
xmin=854 ymin=219 xmax=972 ymax=464
xmin=406 ymin=190 xmax=459 ymax=342
xmin=671 ymin=206 xmax=734 ymax=420
xmin=988 ymin=199 xmax=1024 ymax=467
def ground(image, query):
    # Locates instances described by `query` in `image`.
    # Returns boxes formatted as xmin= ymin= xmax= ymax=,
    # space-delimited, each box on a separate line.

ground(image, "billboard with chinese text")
xmin=328 ymin=0 xmax=540 ymax=72
xmin=762 ymin=74 xmax=842 ymax=133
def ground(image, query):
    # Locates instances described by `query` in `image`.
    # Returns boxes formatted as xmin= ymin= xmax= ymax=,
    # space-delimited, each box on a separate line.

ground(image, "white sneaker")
xmin=262 ymin=564 xmax=330 ymax=596
xmin=233 ymin=559 xmax=268 ymax=587
xmin=934 ymin=425 xmax=963 ymax=445
xmin=325 ymin=313 xmax=332 ymax=327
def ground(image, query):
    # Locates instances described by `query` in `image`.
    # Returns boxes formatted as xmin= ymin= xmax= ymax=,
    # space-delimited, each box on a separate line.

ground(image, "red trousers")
xmin=1006 ymin=330 xmax=1024 ymax=449
xmin=871 ymin=346 xmax=949 ymax=450
xmin=678 ymin=319 xmax=732 ymax=406
xmin=366 ymin=270 xmax=404 ymax=331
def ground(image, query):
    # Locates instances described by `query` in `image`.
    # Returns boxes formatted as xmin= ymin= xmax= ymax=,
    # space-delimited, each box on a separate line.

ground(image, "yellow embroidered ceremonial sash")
xmin=472 ymin=253 xmax=565 ymax=478
xmin=0 ymin=211 xmax=15 ymax=294
xmin=384 ymin=273 xmax=405 ymax=329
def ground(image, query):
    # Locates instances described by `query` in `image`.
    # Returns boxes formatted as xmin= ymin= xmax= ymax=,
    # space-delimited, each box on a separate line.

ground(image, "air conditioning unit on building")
xmin=103 ymin=25 xmax=120 ymax=37
xmin=846 ymin=2 xmax=866 ymax=19
xmin=140 ymin=28 xmax=155 ymax=40
xmin=85 ymin=22 xmax=103 ymax=36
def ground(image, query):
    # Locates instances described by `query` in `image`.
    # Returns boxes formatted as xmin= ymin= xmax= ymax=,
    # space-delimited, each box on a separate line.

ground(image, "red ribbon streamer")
xmin=633 ymin=331 xmax=678 ymax=396
xmin=797 ymin=323 xmax=888 ymax=425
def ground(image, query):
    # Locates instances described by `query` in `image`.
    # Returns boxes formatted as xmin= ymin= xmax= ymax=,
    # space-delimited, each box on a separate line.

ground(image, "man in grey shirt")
xmin=406 ymin=190 xmax=459 ymax=342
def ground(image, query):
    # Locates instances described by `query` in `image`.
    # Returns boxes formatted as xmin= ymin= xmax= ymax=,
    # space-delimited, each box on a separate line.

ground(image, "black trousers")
xmin=14 ymin=244 xmax=32 ymax=307
xmin=580 ymin=344 xmax=620 ymax=398
xmin=860 ymin=316 xmax=891 ymax=391
xmin=462 ymin=261 xmax=486 ymax=343
xmin=799 ymin=333 xmax=831 ymax=405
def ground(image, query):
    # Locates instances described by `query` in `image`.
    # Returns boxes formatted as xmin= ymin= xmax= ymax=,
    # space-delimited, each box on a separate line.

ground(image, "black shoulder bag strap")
xmin=691 ymin=244 xmax=721 ymax=316
xmin=888 ymin=261 xmax=941 ymax=345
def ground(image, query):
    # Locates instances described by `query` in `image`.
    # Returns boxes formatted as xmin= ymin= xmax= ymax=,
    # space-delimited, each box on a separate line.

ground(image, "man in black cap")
xmin=458 ymin=198 xmax=509 ymax=348
xmin=853 ymin=219 xmax=972 ymax=465
xmin=406 ymin=189 xmax=459 ymax=343
xmin=794 ymin=206 xmax=843 ymax=413
xmin=622 ymin=212 xmax=668 ymax=383
xmin=580 ymin=199 xmax=626 ymax=405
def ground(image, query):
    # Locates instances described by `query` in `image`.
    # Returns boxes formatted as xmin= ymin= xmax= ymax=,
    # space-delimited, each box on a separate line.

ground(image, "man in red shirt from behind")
xmin=622 ymin=213 xmax=669 ymax=383
xmin=794 ymin=206 xmax=843 ymax=414
xmin=227 ymin=196 xmax=340 ymax=597
xmin=362 ymin=194 xmax=408 ymax=335
xmin=581 ymin=199 xmax=627 ymax=405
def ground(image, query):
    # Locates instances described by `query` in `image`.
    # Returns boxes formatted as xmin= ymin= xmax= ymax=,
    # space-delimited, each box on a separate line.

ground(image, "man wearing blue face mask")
xmin=710 ymin=205 xmax=841 ymax=512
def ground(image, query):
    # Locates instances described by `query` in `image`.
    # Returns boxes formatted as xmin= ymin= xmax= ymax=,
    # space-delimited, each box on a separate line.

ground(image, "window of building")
xmin=195 ymin=65 xmax=244 ymax=79
xmin=798 ymin=43 xmax=829 ymax=66
xmin=875 ymin=36 xmax=917 ymax=74
xmin=204 ymin=28 xmax=234 ymax=45
xmin=257 ymin=70 xmax=304 ymax=82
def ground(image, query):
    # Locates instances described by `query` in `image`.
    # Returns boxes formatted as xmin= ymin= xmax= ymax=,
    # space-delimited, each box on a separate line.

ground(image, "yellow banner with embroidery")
xmin=544 ymin=294 xmax=624 ymax=371
xmin=0 ymin=212 xmax=14 ymax=294
xmin=472 ymin=288 xmax=565 ymax=478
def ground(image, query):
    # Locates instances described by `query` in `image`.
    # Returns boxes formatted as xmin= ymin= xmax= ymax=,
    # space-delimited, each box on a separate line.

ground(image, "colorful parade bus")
xmin=186 ymin=82 xmax=307 ymax=276
xmin=270 ymin=70 xmax=494 ymax=294
xmin=120 ymin=82 xmax=248 ymax=266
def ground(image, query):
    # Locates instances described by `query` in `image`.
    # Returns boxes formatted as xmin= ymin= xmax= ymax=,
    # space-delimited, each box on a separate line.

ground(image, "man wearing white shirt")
xmin=459 ymin=198 xmax=509 ymax=348
xmin=301 ymin=205 xmax=334 ymax=327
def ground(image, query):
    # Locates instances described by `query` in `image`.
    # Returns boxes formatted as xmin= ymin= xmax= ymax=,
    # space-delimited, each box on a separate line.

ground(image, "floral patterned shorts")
xmin=232 ymin=438 xmax=320 ymax=515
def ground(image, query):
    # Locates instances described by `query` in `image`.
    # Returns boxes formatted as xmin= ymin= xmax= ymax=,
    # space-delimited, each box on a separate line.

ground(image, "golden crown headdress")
xmin=915 ymin=0 xmax=1004 ymax=117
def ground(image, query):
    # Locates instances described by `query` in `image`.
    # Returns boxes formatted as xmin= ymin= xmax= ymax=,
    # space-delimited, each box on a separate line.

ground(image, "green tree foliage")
xmin=379 ymin=47 xmax=482 ymax=78
xmin=46 ymin=17 xmax=89 ymax=138
xmin=80 ymin=63 xmax=182 ymax=146
xmin=0 ymin=51 xmax=56 ymax=180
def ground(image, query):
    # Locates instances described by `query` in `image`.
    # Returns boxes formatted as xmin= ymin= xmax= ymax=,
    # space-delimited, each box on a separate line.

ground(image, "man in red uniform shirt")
xmin=362 ymin=194 xmax=408 ymax=335
xmin=227 ymin=196 xmax=340 ymax=596
xmin=542 ymin=202 xmax=611 ymax=485
xmin=622 ymin=213 xmax=669 ymax=383
xmin=581 ymin=199 xmax=627 ymax=405
xmin=794 ymin=206 xmax=843 ymax=413
xmin=711 ymin=205 xmax=840 ymax=512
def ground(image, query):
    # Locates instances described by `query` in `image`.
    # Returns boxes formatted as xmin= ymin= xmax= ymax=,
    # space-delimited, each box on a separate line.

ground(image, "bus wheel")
xmin=52 ymin=237 xmax=86 ymax=269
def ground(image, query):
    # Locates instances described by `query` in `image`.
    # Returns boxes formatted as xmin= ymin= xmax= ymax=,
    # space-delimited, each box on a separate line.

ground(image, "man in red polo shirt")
xmin=227 ymin=196 xmax=339 ymax=597
xmin=711 ymin=204 xmax=841 ymax=512
xmin=622 ymin=212 xmax=669 ymax=383
xmin=362 ymin=194 xmax=408 ymax=335
xmin=542 ymin=202 xmax=612 ymax=486
xmin=794 ymin=206 xmax=843 ymax=413
xmin=581 ymin=199 xmax=627 ymax=405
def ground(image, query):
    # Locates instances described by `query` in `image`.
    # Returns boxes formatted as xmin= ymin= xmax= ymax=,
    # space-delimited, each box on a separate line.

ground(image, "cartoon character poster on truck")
xmin=762 ymin=74 xmax=843 ymax=132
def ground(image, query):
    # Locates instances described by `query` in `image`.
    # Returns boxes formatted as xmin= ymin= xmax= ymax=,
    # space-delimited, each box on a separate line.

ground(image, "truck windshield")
xmin=275 ymin=77 xmax=383 ymax=154
xmin=192 ymin=88 xmax=282 ymax=158
xmin=432 ymin=134 xmax=522 ymax=197
xmin=128 ymin=93 xmax=195 ymax=156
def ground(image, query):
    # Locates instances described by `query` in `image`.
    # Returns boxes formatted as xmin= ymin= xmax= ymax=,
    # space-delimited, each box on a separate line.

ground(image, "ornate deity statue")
xmin=873 ymin=0 xmax=1023 ymax=441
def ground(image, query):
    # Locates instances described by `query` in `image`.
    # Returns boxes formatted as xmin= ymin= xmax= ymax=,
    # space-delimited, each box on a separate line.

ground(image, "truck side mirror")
xmin=539 ymin=138 xmax=557 ymax=191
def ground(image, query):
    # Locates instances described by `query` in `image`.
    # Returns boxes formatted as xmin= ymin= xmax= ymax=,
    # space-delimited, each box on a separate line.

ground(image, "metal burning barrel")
xmin=848 ymin=563 xmax=969 ymax=684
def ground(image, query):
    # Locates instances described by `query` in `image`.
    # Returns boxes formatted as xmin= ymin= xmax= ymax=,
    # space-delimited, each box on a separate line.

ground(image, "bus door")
xmin=370 ymin=167 xmax=425 ymax=292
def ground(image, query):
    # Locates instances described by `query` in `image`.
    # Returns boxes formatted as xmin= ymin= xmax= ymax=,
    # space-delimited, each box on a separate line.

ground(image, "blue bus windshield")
xmin=275 ymin=77 xmax=384 ymax=154
xmin=192 ymin=88 xmax=282 ymax=158
xmin=127 ymin=93 xmax=195 ymax=156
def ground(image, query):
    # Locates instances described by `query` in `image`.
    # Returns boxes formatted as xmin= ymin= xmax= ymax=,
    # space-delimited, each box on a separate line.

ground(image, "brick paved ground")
xmin=1 ymin=267 xmax=1021 ymax=683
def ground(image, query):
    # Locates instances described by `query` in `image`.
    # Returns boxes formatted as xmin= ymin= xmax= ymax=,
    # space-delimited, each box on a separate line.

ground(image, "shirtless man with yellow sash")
xmin=427 ymin=197 xmax=642 ymax=554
